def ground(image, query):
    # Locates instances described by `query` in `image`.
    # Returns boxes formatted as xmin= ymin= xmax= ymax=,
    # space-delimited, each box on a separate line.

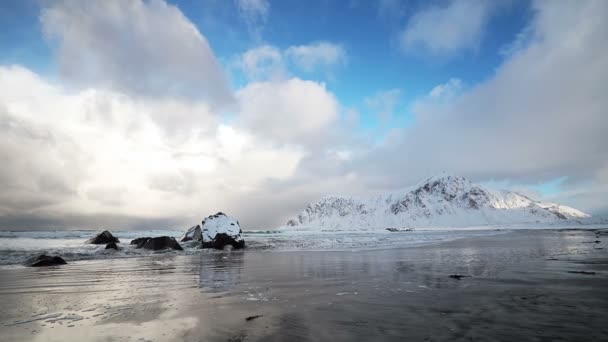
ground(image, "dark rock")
xmin=245 ymin=315 xmax=263 ymax=321
xmin=105 ymin=242 xmax=118 ymax=250
xmin=386 ymin=227 xmax=414 ymax=232
xmin=567 ymin=271 xmax=596 ymax=275
xmin=202 ymin=233 xmax=245 ymax=250
xmin=130 ymin=237 xmax=152 ymax=248
xmin=25 ymin=254 xmax=67 ymax=267
xmin=86 ymin=230 xmax=120 ymax=244
xmin=449 ymin=274 xmax=471 ymax=280
xmin=136 ymin=236 xmax=183 ymax=251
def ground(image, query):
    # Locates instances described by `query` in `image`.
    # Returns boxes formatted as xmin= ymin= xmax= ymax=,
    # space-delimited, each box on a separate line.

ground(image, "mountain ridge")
xmin=285 ymin=175 xmax=590 ymax=229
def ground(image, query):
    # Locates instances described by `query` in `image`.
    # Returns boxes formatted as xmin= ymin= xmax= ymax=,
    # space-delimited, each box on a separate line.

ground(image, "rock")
xmin=86 ymin=230 xmax=120 ymax=244
xmin=245 ymin=315 xmax=263 ymax=321
xmin=180 ymin=225 xmax=202 ymax=242
xmin=105 ymin=242 xmax=118 ymax=250
xmin=25 ymin=254 xmax=67 ymax=267
xmin=567 ymin=271 xmax=596 ymax=275
xmin=386 ymin=227 xmax=414 ymax=232
xmin=449 ymin=274 xmax=470 ymax=280
xmin=130 ymin=237 xmax=152 ymax=248
xmin=133 ymin=236 xmax=183 ymax=251
xmin=199 ymin=212 xmax=245 ymax=250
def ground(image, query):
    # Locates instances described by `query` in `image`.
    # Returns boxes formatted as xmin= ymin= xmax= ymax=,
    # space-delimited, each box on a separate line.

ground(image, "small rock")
xmin=245 ymin=315 xmax=263 ymax=321
xmin=567 ymin=271 xmax=596 ymax=275
xmin=449 ymin=274 xmax=470 ymax=280
xmin=105 ymin=242 xmax=118 ymax=250
xmin=24 ymin=254 xmax=67 ymax=267
xmin=86 ymin=230 xmax=120 ymax=244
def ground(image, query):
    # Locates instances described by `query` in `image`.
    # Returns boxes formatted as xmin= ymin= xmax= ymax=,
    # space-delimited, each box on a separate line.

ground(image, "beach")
xmin=0 ymin=229 xmax=607 ymax=341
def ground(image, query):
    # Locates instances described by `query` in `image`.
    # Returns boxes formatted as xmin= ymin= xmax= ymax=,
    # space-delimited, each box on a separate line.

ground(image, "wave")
xmin=0 ymin=229 xmax=508 ymax=266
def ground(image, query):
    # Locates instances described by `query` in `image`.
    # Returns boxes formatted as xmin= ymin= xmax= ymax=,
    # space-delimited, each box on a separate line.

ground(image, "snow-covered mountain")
xmin=285 ymin=175 xmax=590 ymax=230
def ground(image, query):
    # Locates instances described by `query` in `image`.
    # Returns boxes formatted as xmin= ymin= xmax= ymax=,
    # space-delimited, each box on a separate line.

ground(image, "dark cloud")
xmin=41 ymin=0 xmax=233 ymax=107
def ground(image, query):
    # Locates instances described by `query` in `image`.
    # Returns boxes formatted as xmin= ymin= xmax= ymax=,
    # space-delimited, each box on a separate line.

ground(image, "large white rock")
xmin=198 ymin=212 xmax=245 ymax=249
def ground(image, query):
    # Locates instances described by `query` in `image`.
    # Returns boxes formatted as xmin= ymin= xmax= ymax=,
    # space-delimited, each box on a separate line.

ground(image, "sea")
xmin=0 ymin=228 xmax=508 ymax=266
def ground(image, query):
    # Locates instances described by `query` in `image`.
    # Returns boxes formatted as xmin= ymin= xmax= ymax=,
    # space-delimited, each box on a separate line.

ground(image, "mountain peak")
xmin=286 ymin=174 xmax=590 ymax=229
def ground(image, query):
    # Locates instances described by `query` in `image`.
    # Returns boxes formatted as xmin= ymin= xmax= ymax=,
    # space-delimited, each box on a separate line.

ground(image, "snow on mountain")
xmin=285 ymin=175 xmax=590 ymax=230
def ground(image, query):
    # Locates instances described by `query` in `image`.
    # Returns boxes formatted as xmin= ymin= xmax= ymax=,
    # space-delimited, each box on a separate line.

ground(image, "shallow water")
xmin=0 ymin=229 xmax=607 ymax=341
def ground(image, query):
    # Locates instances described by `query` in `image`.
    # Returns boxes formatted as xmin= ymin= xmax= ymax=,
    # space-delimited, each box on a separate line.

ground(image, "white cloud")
xmin=236 ymin=78 xmax=340 ymax=143
xmin=0 ymin=65 xmax=302 ymax=227
xmin=285 ymin=42 xmax=347 ymax=72
xmin=428 ymin=78 xmax=463 ymax=100
xmin=238 ymin=42 xmax=347 ymax=80
xmin=239 ymin=45 xmax=285 ymax=81
xmin=235 ymin=0 xmax=270 ymax=39
xmin=400 ymin=0 xmax=496 ymax=57
xmin=40 ymin=0 xmax=232 ymax=106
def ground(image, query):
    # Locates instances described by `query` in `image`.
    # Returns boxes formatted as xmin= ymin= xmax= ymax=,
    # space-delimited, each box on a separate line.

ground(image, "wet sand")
xmin=0 ymin=229 xmax=607 ymax=341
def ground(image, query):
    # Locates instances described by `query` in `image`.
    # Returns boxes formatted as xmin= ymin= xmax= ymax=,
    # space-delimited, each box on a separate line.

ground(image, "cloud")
xmin=235 ymin=0 xmax=270 ymax=39
xmin=284 ymin=42 xmax=347 ymax=72
xmin=239 ymin=44 xmax=285 ymax=81
xmin=400 ymin=0 xmax=497 ymax=57
xmin=427 ymin=78 xmax=463 ymax=101
xmin=1 ymin=0 xmax=607 ymax=230
xmin=236 ymin=78 xmax=340 ymax=144
xmin=0 ymin=65 xmax=303 ymax=228
xmin=40 ymin=0 xmax=232 ymax=106
xmin=237 ymin=42 xmax=347 ymax=80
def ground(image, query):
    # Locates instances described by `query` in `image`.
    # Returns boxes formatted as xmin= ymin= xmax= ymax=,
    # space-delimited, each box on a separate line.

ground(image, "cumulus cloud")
xmin=239 ymin=45 xmax=285 ymax=81
xmin=237 ymin=42 xmax=346 ymax=81
xmin=41 ymin=0 xmax=232 ymax=106
xmin=400 ymin=0 xmax=497 ymax=57
xmin=0 ymin=0 xmax=356 ymax=229
xmin=284 ymin=42 xmax=347 ymax=72
xmin=427 ymin=78 xmax=463 ymax=101
xmin=0 ymin=65 xmax=303 ymax=228
xmin=236 ymin=78 xmax=340 ymax=144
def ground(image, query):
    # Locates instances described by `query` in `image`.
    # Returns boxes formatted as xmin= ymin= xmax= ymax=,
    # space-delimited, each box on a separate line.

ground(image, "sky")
xmin=0 ymin=0 xmax=606 ymax=230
